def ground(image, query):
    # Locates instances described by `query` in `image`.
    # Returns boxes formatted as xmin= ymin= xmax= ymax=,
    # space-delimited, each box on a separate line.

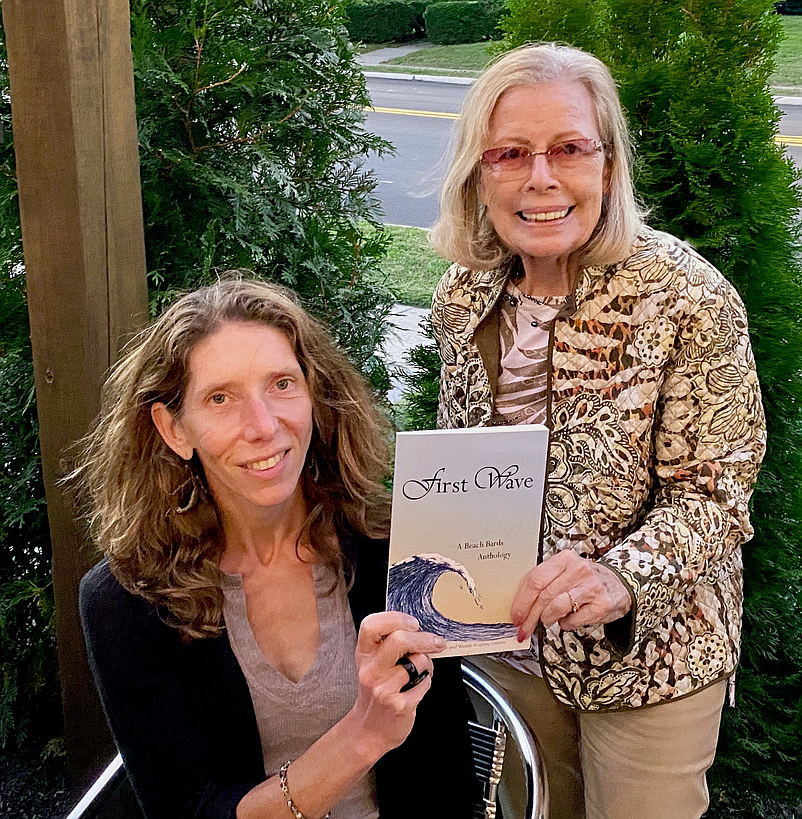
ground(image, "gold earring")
xmin=175 ymin=458 xmax=201 ymax=515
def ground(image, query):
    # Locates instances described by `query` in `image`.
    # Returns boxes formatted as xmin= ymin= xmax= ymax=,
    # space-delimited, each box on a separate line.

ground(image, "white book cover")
xmin=387 ymin=426 xmax=549 ymax=658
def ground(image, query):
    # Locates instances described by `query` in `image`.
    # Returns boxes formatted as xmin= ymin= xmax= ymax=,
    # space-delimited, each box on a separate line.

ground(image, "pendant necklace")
xmin=506 ymin=282 xmax=566 ymax=329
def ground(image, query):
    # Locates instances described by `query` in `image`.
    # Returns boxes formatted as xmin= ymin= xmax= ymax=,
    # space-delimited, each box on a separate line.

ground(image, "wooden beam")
xmin=2 ymin=0 xmax=148 ymax=794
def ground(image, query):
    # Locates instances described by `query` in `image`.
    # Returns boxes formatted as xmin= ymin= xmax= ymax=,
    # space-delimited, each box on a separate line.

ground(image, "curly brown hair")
xmin=74 ymin=278 xmax=392 ymax=639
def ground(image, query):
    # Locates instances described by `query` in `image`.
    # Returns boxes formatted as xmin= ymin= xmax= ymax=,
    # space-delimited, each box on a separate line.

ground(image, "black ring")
xmin=396 ymin=655 xmax=429 ymax=692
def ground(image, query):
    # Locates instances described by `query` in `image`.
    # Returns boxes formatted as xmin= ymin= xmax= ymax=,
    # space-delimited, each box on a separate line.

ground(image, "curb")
xmin=362 ymin=70 xmax=474 ymax=86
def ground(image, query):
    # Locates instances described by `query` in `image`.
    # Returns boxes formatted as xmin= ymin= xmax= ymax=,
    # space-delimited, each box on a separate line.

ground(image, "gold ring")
xmin=567 ymin=590 xmax=579 ymax=614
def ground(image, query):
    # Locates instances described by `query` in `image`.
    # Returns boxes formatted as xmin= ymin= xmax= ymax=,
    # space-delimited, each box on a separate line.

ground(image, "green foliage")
xmin=0 ymin=0 xmax=397 ymax=748
xmin=424 ymin=0 xmax=505 ymax=45
xmin=133 ymin=0 xmax=394 ymax=379
xmin=500 ymin=0 xmax=609 ymax=57
xmin=345 ymin=0 xmax=425 ymax=43
xmin=400 ymin=320 xmax=441 ymax=430
xmin=494 ymin=0 xmax=802 ymax=807
xmin=0 ymin=347 xmax=59 ymax=748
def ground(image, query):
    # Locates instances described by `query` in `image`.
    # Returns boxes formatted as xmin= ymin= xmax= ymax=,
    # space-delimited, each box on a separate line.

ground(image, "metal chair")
xmin=68 ymin=664 xmax=546 ymax=819
xmin=64 ymin=752 xmax=128 ymax=819
xmin=462 ymin=660 xmax=547 ymax=819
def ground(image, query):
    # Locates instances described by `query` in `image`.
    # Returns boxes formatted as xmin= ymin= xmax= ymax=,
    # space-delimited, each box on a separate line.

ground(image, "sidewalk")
xmin=384 ymin=303 xmax=430 ymax=403
xmin=356 ymin=43 xmax=435 ymax=66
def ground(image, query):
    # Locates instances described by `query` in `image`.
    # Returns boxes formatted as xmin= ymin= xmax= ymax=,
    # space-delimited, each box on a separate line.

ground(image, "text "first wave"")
xmin=402 ymin=465 xmax=536 ymax=501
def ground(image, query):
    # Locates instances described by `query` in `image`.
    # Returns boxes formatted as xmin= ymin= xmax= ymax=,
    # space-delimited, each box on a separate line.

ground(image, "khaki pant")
xmin=470 ymin=656 xmax=727 ymax=819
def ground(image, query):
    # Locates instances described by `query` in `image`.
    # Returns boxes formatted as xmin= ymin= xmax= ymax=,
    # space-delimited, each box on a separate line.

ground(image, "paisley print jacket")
xmin=431 ymin=226 xmax=766 ymax=711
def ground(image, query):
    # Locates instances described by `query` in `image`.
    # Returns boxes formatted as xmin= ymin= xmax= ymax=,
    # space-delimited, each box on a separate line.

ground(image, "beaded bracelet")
xmin=279 ymin=760 xmax=330 ymax=819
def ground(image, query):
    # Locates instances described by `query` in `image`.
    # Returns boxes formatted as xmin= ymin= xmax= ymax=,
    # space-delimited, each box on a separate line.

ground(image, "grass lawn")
xmin=384 ymin=41 xmax=498 ymax=74
xmin=363 ymin=223 xmax=449 ymax=307
xmin=774 ymin=16 xmax=802 ymax=90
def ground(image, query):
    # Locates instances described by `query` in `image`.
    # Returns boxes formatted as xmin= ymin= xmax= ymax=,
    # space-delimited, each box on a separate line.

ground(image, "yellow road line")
xmin=367 ymin=107 xmax=802 ymax=147
xmin=366 ymin=105 xmax=459 ymax=120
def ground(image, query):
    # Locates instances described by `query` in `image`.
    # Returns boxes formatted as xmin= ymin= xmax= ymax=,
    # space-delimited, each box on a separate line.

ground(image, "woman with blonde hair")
xmin=77 ymin=278 xmax=477 ymax=819
xmin=431 ymin=42 xmax=765 ymax=819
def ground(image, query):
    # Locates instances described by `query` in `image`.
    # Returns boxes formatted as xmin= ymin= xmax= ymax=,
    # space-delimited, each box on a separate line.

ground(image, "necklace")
xmin=502 ymin=291 xmax=545 ymax=328
xmin=504 ymin=285 xmax=567 ymax=329
xmin=513 ymin=288 xmax=547 ymax=306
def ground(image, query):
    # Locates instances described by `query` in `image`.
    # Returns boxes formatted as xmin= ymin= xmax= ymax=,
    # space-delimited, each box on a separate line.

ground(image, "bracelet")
xmin=279 ymin=761 xmax=330 ymax=819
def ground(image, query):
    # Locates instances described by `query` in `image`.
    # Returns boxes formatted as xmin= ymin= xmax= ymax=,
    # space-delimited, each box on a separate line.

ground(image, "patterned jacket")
xmin=431 ymin=226 xmax=766 ymax=711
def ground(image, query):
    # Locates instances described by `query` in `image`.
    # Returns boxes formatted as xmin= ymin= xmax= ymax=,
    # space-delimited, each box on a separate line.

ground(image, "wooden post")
xmin=2 ymin=0 xmax=148 ymax=794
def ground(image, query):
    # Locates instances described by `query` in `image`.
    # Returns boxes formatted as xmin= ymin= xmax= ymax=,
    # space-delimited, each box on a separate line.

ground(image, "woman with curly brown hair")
xmin=76 ymin=278 xmax=476 ymax=819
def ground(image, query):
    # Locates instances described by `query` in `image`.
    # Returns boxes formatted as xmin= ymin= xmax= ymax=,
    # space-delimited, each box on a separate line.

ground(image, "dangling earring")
xmin=306 ymin=451 xmax=320 ymax=484
xmin=175 ymin=457 xmax=202 ymax=515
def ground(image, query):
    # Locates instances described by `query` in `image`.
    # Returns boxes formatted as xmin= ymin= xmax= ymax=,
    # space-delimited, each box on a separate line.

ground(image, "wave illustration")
xmin=387 ymin=553 xmax=516 ymax=641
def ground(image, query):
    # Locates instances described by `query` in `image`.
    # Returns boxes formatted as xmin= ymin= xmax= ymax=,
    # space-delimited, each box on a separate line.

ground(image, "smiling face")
xmin=151 ymin=321 xmax=314 ymax=528
xmin=480 ymin=81 xmax=608 ymax=289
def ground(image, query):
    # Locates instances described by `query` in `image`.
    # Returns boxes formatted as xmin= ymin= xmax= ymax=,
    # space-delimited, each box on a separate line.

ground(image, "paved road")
xmin=364 ymin=78 xmax=461 ymax=227
xmin=364 ymin=76 xmax=802 ymax=229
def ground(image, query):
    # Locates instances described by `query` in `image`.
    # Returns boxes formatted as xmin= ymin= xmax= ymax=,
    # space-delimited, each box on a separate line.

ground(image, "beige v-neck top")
xmin=491 ymin=281 xmax=565 ymax=427
xmin=222 ymin=563 xmax=378 ymax=819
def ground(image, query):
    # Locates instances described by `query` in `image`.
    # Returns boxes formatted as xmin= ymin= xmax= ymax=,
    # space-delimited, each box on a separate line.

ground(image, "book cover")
xmin=387 ymin=426 xmax=549 ymax=658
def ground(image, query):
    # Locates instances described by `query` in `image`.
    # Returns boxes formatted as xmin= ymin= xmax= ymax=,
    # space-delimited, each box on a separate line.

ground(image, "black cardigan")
xmin=79 ymin=533 xmax=478 ymax=819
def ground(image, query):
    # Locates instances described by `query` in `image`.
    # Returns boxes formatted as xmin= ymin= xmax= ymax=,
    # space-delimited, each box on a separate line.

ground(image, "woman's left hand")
xmin=511 ymin=551 xmax=632 ymax=640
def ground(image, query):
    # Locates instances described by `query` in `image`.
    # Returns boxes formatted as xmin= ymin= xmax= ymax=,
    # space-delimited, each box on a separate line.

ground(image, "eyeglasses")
xmin=479 ymin=139 xmax=605 ymax=177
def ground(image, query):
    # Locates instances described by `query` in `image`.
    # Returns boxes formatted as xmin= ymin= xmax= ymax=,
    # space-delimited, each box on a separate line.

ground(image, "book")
xmin=387 ymin=425 xmax=549 ymax=658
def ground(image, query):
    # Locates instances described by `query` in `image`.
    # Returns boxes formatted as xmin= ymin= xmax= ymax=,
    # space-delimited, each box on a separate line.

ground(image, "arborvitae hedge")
xmin=424 ymin=0 xmax=505 ymax=45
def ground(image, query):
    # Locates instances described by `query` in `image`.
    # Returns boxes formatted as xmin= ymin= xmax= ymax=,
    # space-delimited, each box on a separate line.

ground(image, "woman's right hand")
xmin=348 ymin=611 xmax=446 ymax=761
xmin=237 ymin=613 xmax=446 ymax=819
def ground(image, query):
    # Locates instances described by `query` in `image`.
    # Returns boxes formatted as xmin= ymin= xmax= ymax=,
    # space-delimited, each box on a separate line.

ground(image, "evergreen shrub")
xmin=133 ymin=0 xmax=394 ymax=377
xmin=345 ymin=0 xmax=425 ymax=43
xmin=399 ymin=320 xmax=440 ymax=431
xmin=501 ymin=0 xmax=609 ymax=56
xmin=0 ymin=0 xmax=394 ymax=749
xmin=424 ymin=0 xmax=505 ymax=45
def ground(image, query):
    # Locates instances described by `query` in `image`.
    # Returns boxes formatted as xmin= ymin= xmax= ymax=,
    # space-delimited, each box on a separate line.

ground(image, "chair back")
xmin=462 ymin=660 xmax=547 ymax=819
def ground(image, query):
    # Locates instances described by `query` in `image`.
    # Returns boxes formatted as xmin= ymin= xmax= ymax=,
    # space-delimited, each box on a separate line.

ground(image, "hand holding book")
xmin=511 ymin=551 xmax=632 ymax=639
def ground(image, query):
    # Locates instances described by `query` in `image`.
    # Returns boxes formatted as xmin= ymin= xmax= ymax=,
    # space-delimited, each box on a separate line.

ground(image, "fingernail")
xmin=432 ymin=636 xmax=446 ymax=651
xmin=517 ymin=629 xmax=527 ymax=643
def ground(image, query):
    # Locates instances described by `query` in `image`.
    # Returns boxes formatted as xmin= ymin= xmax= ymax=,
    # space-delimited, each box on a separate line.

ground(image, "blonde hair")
xmin=74 ymin=278 xmax=391 ymax=639
xmin=431 ymin=42 xmax=646 ymax=271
